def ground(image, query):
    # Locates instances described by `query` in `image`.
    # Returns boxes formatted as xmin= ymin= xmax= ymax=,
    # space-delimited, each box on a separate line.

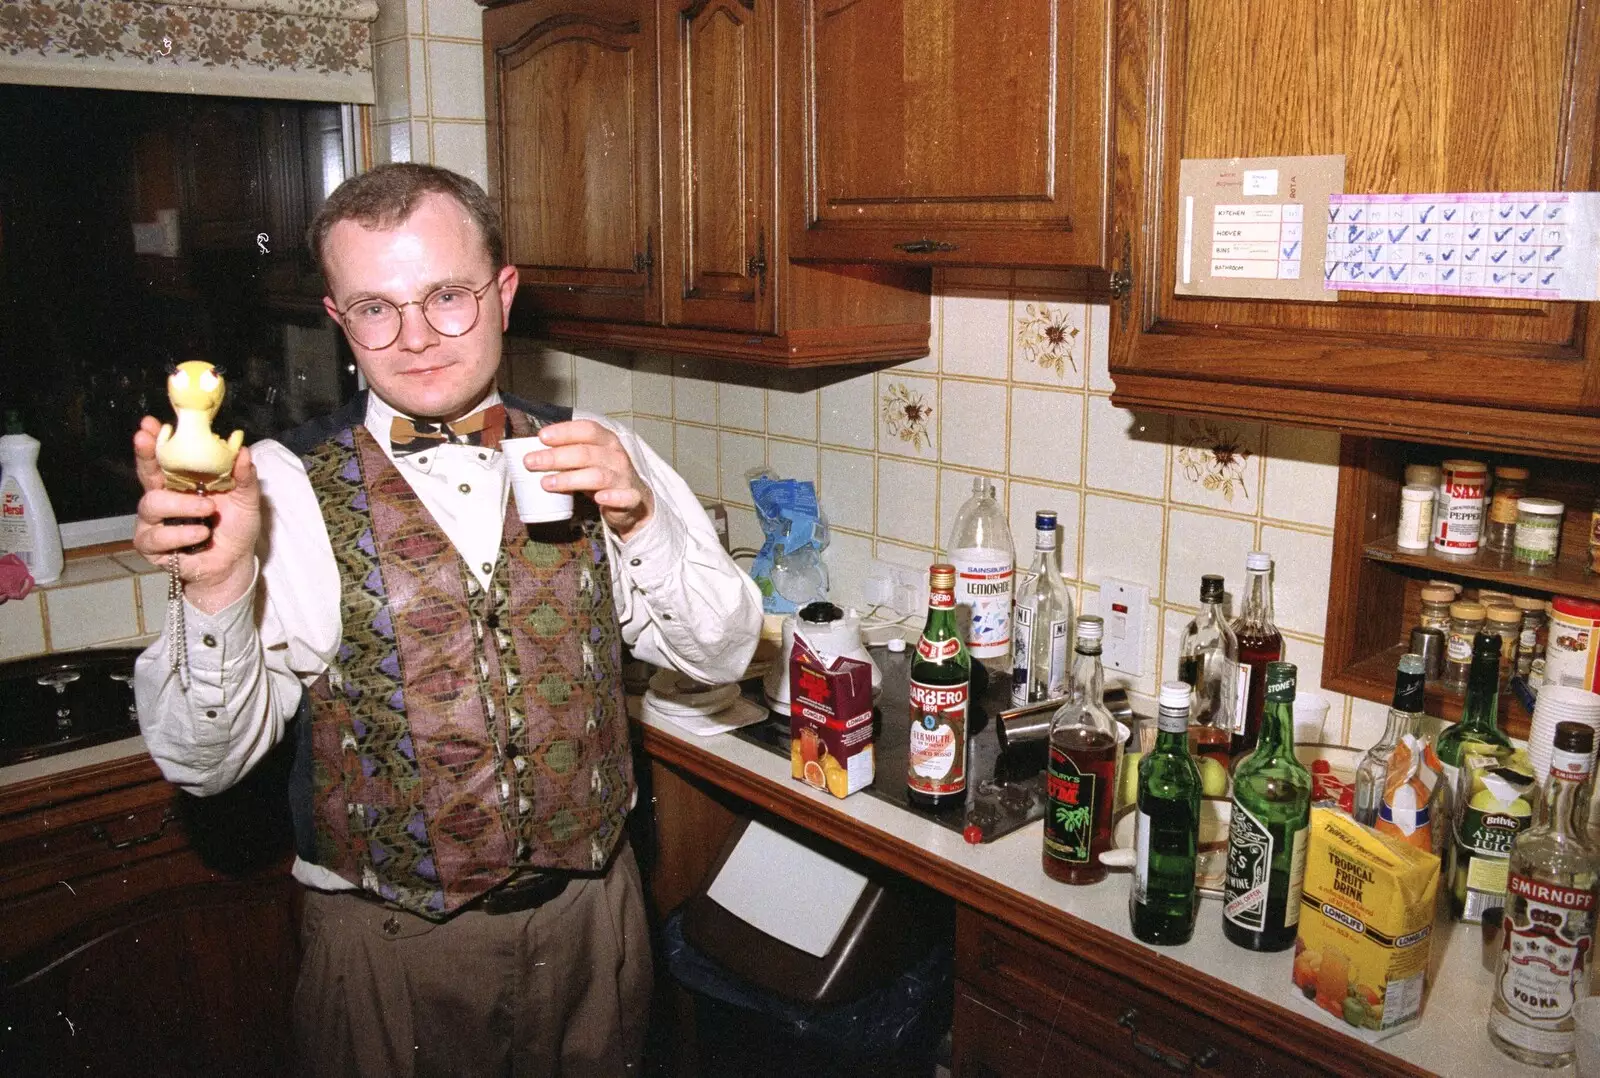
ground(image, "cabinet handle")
xmin=1110 ymin=232 xmax=1133 ymax=324
xmin=634 ymin=228 xmax=654 ymax=280
xmin=893 ymin=238 xmax=959 ymax=254
xmin=89 ymin=808 xmax=176 ymax=851
xmin=747 ymin=228 xmax=768 ymax=295
xmin=1117 ymin=1009 xmax=1219 ymax=1072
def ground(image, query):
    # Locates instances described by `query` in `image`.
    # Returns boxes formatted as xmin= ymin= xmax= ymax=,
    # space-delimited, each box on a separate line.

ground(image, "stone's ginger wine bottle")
xmin=1043 ymin=617 xmax=1119 ymax=885
xmin=1223 ymin=661 xmax=1312 ymax=952
xmin=1010 ymin=509 xmax=1075 ymax=708
xmin=1489 ymin=722 xmax=1600 ymax=1068
xmin=907 ymin=563 xmax=971 ymax=813
xmin=1354 ymin=653 xmax=1429 ymax=828
xmin=1177 ymin=573 xmax=1237 ymax=768
xmin=1229 ymin=552 xmax=1283 ymax=761
xmin=1131 ymin=681 xmax=1203 ymax=945
xmin=946 ymin=476 xmax=1015 ymax=666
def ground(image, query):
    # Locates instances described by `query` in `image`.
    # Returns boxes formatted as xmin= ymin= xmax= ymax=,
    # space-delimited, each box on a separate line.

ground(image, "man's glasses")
xmin=334 ymin=278 xmax=497 ymax=350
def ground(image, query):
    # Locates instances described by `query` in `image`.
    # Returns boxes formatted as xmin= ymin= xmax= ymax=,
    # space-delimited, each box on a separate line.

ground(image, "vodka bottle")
xmin=1010 ymin=509 xmax=1074 ymax=707
xmin=1177 ymin=574 xmax=1237 ymax=768
xmin=947 ymin=477 xmax=1014 ymax=664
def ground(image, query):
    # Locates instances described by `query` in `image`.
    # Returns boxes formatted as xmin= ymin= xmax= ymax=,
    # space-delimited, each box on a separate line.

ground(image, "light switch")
xmin=1098 ymin=577 xmax=1148 ymax=676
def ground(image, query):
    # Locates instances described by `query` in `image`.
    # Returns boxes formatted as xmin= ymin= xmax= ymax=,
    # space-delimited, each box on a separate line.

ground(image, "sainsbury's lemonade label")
xmin=952 ymin=547 xmax=1012 ymax=658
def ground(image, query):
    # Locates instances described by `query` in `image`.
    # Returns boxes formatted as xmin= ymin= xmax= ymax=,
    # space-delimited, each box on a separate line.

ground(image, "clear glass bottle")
xmin=1229 ymin=552 xmax=1283 ymax=761
xmin=1131 ymin=681 xmax=1203 ymax=945
xmin=946 ymin=477 xmax=1015 ymax=666
xmin=1010 ymin=509 xmax=1075 ymax=708
xmin=1177 ymin=574 xmax=1237 ymax=769
xmin=1488 ymin=722 xmax=1600 ymax=1067
xmin=1354 ymin=654 xmax=1428 ymax=827
xmin=1043 ymin=617 xmax=1118 ymax=885
xmin=1483 ymin=465 xmax=1529 ymax=554
xmin=1223 ymin=661 xmax=1312 ymax=952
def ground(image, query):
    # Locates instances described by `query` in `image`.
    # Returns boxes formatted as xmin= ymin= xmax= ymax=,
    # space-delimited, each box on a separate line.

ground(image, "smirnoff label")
xmin=907 ymin=679 xmax=967 ymax=796
xmin=1491 ymin=873 xmax=1599 ymax=1052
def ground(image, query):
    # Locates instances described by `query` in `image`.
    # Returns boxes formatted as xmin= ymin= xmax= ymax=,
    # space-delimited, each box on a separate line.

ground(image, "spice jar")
xmin=1405 ymin=463 xmax=1442 ymax=491
xmin=1512 ymin=595 xmax=1548 ymax=679
xmin=1445 ymin=600 xmax=1488 ymax=688
xmin=1477 ymin=589 xmax=1515 ymax=608
xmin=1513 ymin=498 xmax=1565 ymax=567
xmin=1397 ymin=484 xmax=1435 ymax=550
xmin=1590 ymin=497 xmax=1600 ymax=574
xmin=1419 ymin=585 xmax=1458 ymax=632
xmin=1433 ymin=460 xmax=1488 ymax=555
xmin=1429 ymin=579 xmax=1464 ymax=599
xmin=1486 ymin=604 xmax=1523 ymax=687
xmin=1483 ymin=465 xmax=1529 ymax=554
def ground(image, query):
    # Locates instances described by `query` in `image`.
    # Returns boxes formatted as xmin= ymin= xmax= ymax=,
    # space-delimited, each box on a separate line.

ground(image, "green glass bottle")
xmin=907 ymin=563 xmax=971 ymax=812
xmin=1432 ymin=631 xmax=1512 ymax=798
xmin=1222 ymin=661 xmax=1312 ymax=952
xmin=1131 ymin=681 xmax=1203 ymax=945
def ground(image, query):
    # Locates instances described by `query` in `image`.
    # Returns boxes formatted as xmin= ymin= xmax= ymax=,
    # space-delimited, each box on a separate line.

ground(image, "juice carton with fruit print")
xmin=1293 ymin=808 xmax=1440 ymax=1034
xmin=788 ymin=630 xmax=874 ymax=798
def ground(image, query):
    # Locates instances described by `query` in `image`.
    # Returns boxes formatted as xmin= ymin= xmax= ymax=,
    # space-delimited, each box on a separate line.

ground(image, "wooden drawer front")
xmin=0 ymin=789 xmax=183 ymax=898
xmin=957 ymin=910 xmax=1321 ymax=1078
xmin=954 ymin=985 xmax=1125 ymax=1078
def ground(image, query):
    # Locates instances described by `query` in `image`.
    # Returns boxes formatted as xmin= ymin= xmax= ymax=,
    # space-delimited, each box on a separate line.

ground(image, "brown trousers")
xmin=293 ymin=844 xmax=651 ymax=1078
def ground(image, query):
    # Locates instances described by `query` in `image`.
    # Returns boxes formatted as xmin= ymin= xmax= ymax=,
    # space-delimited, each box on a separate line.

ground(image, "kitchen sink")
xmin=0 ymin=648 xmax=143 ymax=767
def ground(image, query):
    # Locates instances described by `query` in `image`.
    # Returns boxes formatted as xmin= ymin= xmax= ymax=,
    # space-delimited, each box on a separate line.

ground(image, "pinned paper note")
xmin=1324 ymin=193 xmax=1600 ymax=300
xmin=1176 ymin=155 xmax=1345 ymax=302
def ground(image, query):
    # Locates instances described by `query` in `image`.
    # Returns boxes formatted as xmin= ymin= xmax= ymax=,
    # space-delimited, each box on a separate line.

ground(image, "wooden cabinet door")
xmin=659 ymin=0 xmax=775 ymax=333
xmin=786 ymin=0 xmax=1114 ymax=269
xmin=485 ymin=0 xmax=661 ymax=324
xmin=1109 ymin=0 xmax=1600 ymax=460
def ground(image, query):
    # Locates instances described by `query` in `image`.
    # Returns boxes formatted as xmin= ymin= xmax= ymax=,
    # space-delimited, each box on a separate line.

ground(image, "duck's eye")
xmin=172 ymin=369 xmax=189 ymax=388
xmin=200 ymin=370 xmax=220 ymax=391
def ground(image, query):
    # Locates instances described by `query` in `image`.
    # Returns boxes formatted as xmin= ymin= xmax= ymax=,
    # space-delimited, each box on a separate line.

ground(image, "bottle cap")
xmin=1401 ymin=484 xmax=1435 ymax=501
xmin=1264 ymin=661 xmax=1297 ymax=702
xmin=1472 ymin=630 xmax=1503 ymax=658
xmin=1516 ymin=497 xmax=1565 ymax=518
xmin=1397 ymin=652 xmax=1426 ymax=676
xmin=1158 ymin=681 xmax=1192 ymax=711
xmin=1420 ymin=585 xmax=1458 ymax=604
xmin=1486 ymin=605 xmax=1523 ymax=626
xmin=1245 ymin=551 xmax=1272 ymax=572
xmin=799 ymin=601 xmax=844 ymax=624
xmin=1554 ymin=721 xmax=1595 ymax=755
xmin=1494 ymin=465 xmax=1530 ymax=481
xmin=929 ymin=564 xmax=956 ymax=589
xmin=1034 ymin=510 xmax=1058 ymax=530
xmin=1199 ymin=574 xmax=1224 ymax=604
xmin=1404 ymin=464 xmax=1441 ymax=486
xmin=1076 ymin=615 xmax=1104 ymax=642
xmin=1450 ymin=600 xmax=1487 ymax=620
xmin=886 ymin=636 xmax=906 ymax=653
xmin=1511 ymin=594 xmax=1549 ymax=612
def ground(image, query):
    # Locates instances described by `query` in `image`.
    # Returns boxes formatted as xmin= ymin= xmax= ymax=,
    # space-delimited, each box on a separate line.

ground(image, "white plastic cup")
xmin=502 ymin=434 xmax=574 ymax=524
xmin=1292 ymin=692 xmax=1331 ymax=746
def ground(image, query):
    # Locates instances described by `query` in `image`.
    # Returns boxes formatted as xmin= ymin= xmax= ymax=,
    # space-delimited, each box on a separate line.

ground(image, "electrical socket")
xmin=864 ymin=559 xmax=927 ymax=618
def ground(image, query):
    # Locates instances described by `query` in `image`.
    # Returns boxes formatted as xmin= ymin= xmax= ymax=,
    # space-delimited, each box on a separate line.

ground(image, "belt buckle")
xmin=479 ymin=871 xmax=568 ymax=915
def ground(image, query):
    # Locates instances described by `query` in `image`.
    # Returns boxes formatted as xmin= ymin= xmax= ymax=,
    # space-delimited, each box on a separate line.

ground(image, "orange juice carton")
xmin=788 ymin=630 xmax=874 ymax=798
xmin=1292 ymin=807 xmax=1440 ymax=1033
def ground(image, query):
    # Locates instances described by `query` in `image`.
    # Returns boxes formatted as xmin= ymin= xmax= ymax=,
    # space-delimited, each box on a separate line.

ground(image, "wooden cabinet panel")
xmin=953 ymin=986 xmax=1124 ymax=1078
xmin=788 ymin=0 xmax=1114 ymax=269
xmin=660 ymin=0 xmax=774 ymax=332
xmin=485 ymin=0 xmax=662 ymax=324
xmin=1109 ymin=0 xmax=1600 ymax=457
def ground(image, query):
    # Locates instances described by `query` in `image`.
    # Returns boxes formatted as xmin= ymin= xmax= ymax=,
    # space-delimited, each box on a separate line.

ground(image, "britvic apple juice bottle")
xmin=908 ymin=563 xmax=970 ymax=812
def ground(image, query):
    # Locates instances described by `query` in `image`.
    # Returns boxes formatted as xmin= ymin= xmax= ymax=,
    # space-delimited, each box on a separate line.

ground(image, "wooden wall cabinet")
xmin=1109 ymin=0 xmax=1600 ymax=458
xmin=784 ymin=0 xmax=1115 ymax=273
xmin=483 ymin=0 xmax=932 ymax=367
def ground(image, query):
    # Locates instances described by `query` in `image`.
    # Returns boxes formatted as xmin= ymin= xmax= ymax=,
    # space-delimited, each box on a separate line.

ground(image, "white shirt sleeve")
xmin=134 ymin=438 xmax=341 ymax=797
xmin=586 ymin=412 xmax=762 ymax=686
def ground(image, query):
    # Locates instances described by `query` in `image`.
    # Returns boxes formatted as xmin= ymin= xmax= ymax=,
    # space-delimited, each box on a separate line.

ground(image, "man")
xmin=132 ymin=163 xmax=761 ymax=1077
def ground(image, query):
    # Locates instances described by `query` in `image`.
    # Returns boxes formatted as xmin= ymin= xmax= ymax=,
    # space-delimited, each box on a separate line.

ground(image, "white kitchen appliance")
xmin=763 ymin=601 xmax=881 ymax=715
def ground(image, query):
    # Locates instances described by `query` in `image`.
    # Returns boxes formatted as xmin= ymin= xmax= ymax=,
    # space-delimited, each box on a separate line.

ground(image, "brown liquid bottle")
xmin=1043 ymin=616 xmax=1118 ymax=884
xmin=1229 ymin=552 xmax=1283 ymax=761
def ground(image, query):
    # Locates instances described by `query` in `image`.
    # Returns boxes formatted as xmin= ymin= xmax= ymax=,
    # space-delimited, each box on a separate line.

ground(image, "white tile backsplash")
xmin=1007 ymin=483 xmax=1080 ymax=585
xmin=1170 ymin=416 xmax=1263 ymax=514
xmin=633 ymin=354 xmax=673 ymax=417
xmin=1008 ymin=386 xmax=1083 ymax=486
xmin=768 ymin=440 xmax=818 ymax=486
xmin=425 ymin=0 xmax=483 ymax=39
xmin=1087 ymin=303 xmax=1113 ymax=393
xmin=1081 ymin=494 xmax=1163 ymax=595
xmin=674 ymin=424 xmax=718 ymax=498
xmin=1259 ymin=525 xmax=1334 ymax=637
xmin=0 ymin=592 xmax=46 ymax=660
xmin=718 ymin=376 xmax=765 ymax=433
xmin=1011 ymin=299 xmax=1087 ymax=389
xmin=674 ymin=358 xmax=719 ymax=424
xmin=939 ymin=380 xmax=1008 ymax=471
xmin=1263 ymin=425 xmax=1342 ymax=530
xmin=571 ymin=351 xmax=632 ymax=415
xmin=632 ymin=417 xmax=674 ymax=463
xmin=425 ymin=41 xmax=486 ymax=120
xmin=820 ymin=449 xmax=874 ymax=533
xmin=1163 ymin=510 xmax=1256 ymax=607
xmin=45 ymin=579 xmax=140 ymax=652
xmin=877 ymin=373 xmax=939 ymax=460
xmin=430 ymin=122 xmax=488 ymax=190
xmin=877 ymin=458 xmax=939 ymax=549
xmin=940 ymin=293 xmax=1010 ymax=379
xmin=374 ymin=39 xmax=412 ymax=124
xmin=1086 ymin=397 xmax=1168 ymax=499
xmin=718 ymin=431 xmax=766 ymax=506
xmin=766 ymin=369 xmax=818 ymax=441
xmin=819 ymin=369 xmax=876 ymax=450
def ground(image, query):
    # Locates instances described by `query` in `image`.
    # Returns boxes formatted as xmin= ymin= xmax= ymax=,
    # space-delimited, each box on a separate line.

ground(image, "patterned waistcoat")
xmin=282 ymin=393 xmax=633 ymax=920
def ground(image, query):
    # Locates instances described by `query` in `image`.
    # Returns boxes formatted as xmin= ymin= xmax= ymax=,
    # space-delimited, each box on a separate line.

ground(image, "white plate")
xmin=1107 ymin=797 xmax=1232 ymax=897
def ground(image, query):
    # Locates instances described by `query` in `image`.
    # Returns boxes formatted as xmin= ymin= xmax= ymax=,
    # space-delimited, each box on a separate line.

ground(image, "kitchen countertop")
xmin=637 ymin=704 xmax=1573 ymax=1078
xmin=0 ymin=734 xmax=148 ymax=789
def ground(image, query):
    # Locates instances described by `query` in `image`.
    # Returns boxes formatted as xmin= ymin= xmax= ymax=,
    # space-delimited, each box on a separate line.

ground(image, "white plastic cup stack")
xmin=1525 ymin=684 xmax=1600 ymax=787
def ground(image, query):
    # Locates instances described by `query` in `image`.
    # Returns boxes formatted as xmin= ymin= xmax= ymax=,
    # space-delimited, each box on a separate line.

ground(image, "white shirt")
xmin=135 ymin=390 xmax=761 ymax=890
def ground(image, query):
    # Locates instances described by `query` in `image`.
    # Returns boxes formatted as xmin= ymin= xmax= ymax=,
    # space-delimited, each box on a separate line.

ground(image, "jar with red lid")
xmin=1545 ymin=596 xmax=1600 ymax=693
xmin=1432 ymin=459 xmax=1488 ymax=556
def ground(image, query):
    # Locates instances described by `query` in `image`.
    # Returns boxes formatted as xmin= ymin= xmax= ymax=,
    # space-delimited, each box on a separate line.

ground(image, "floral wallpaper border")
xmin=1 ymin=0 xmax=373 ymax=92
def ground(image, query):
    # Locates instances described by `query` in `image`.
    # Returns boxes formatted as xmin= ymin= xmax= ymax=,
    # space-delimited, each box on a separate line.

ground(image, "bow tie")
xmin=390 ymin=406 xmax=506 ymax=456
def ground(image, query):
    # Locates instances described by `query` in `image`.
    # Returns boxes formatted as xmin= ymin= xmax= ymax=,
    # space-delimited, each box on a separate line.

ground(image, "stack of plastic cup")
xmin=1526 ymin=684 xmax=1600 ymax=785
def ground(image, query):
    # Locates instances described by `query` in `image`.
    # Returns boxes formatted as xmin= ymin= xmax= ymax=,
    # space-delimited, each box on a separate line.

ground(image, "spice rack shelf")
xmin=1362 ymin=536 xmax=1600 ymax=603
xmin=1324 ymin=438 xmax=1600 ymax=744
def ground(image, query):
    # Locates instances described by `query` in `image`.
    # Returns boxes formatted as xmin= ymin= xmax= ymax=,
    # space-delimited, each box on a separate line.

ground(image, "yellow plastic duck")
xmin=156 ymin=360 xmax=244 ymax=493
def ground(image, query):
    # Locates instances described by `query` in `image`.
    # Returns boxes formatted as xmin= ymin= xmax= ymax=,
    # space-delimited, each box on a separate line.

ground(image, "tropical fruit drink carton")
xmin=1293 ymin=808 xmax=1440 ymax=1032
xmin=788 ymin=630 xmax=875 ymax=798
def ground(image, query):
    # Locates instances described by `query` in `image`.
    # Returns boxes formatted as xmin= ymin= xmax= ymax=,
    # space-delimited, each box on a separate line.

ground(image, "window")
xmin=0 ymin=84 xmax=360 ymax=539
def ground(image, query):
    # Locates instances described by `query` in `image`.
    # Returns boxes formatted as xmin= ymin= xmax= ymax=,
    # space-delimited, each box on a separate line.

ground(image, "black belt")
xmin=474 ymin=871 xmax=570 ymax=915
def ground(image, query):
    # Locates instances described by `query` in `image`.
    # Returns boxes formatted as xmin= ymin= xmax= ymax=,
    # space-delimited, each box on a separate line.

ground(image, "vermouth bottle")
xmin=1131 ymin=681 xmax=1203 ymax=945
xmin=907 ymin=563 xmax=971 ymax=813
xmin=1223 ymin=661 xmax=1312 ymax=952
xmin=1177 ymin=574 xmax=1237 ymax=768
xmin=1489 ymin=722 xmax=1600 ymax=1067
xmin=1229 ymin=552 xmax=1283 ymax=760
xmin=1043 ymin=617 xmax=1118 ymax=885
xmin=1010 ymin=509 xmax=1075 ymax=708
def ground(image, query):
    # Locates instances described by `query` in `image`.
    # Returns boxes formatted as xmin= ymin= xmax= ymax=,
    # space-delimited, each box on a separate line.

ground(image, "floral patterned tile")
xmin=1012 ymin=300 xmax=1087 ymax=388
xmin=1170 ymin=416 xmax=1262 ymax=513
xmin=878 ymin=374 xmax=938 ymax=459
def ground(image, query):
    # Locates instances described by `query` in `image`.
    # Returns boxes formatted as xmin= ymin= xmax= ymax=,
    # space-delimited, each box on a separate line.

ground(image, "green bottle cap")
xmin=1265 ymin=661 xmax=1298 ymax=702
